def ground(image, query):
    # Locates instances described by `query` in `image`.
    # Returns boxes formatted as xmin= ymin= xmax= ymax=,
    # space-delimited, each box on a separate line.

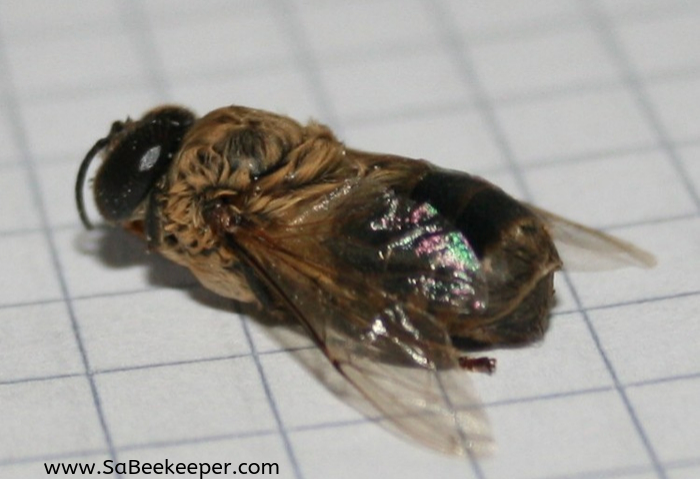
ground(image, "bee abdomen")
xmin=410 ymin=169 xmax=533 ymax=258
xmin=410 ymin=168 xmax=562 ymax=347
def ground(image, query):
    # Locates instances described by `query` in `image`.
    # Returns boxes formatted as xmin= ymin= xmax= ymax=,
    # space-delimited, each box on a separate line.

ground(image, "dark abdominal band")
xmin=409 ymin=168 xmax=558 ymax=349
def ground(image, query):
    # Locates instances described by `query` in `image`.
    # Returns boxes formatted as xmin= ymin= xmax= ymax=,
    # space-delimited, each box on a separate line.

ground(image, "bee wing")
xmin=527 ymin=205 xmax=656 ymax=271
xmin=228 ymin=181 xmax=493 ymax=455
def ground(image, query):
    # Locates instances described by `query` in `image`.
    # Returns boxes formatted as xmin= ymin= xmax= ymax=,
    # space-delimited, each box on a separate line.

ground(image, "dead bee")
xmin=76 ymin=105 xmax=654 ymax=455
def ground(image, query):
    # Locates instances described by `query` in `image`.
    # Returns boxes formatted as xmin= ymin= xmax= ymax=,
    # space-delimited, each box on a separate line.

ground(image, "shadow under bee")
xmin=75 ymin=227 xmax=198 ymax=289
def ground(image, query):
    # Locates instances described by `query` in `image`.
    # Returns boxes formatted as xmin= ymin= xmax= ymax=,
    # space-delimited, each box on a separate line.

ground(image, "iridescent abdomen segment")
xmin=410 ymin=168 xmax=562 ymax=347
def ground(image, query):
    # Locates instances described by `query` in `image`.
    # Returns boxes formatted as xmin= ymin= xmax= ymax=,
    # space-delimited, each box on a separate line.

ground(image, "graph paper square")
xmin=669 ymin=466 xmax=700 ymax=479
xmin=614 ymin=14 xmax=700 ymax=75
xmin=525 ymin=151 xmax=697 ymax=227
xmin=442 ymin=0 xmax=582 ymax=38
xmin=294 ymin=0 xmax=441 ymax=59
xmin=151 ymin=9 xmax=293 ymax=78
xmin=494 ymin=88 xmax=657 ymax=165
xmin=482 ymin=391 xmax=651 ymax=479
xmin=471 ymin=28 xmax=619 ymax=101
xmin=6 ymin=31 xmax=145 ymax=99
xmin=628 ymin=378 xmax=700 ymax=464
xmin=0 ymin=165 xmax=41 ymax=232
xmin=2 ymin=1 xmax=699 ymax=479
xmin=0 ymin=233 xmax=62 ymax=306
xmin=597 ymin=0 xmax=696 ymax=18
xmin=0 ymin=1 xmax=118 ymax=36
xmin=73 ymin=290 xmax=251 ymax=372
xmin=141 ymin=0 xmax=258 ymax=20
xmin=647 ymin=77 xmax=700 ymax=143
xmin=96 ymin=357 xmax=276 ymax=448
xmin=344 ymin=110 xmax=505 ymax=172
xmin=0 ymin=114 xmax=21 ymax=164
xmin=682 ymin=145 xmax=700 ymax=190
xmin=0 ymin=302 xmax=83 ymax=382
xmin=589 ymin=294 xmax=700 ymax=384
xmin=321 ymin=50 xmax=473 ymax=121
xmin=0 ymin=377 xmax=106 ymax=459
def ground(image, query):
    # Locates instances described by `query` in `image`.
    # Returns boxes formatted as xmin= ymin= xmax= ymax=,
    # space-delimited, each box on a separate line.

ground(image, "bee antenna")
xmin=75 ymin=137 xmax=109 ymax=229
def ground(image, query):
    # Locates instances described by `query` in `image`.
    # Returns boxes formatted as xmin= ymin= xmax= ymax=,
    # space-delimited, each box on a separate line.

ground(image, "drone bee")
xmin=76 ymin=105 xmax=654 ymax=455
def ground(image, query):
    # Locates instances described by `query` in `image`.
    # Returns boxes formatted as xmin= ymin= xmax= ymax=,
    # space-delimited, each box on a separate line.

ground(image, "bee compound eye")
xmin=94 ymin=109 xmax=194 ymax=222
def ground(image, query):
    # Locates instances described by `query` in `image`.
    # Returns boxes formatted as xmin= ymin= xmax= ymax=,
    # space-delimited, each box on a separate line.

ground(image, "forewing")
xmin=528 ymin=205 xmax=656 ymax=271
xmin=229 ymin=182 xmax=493 ymax=455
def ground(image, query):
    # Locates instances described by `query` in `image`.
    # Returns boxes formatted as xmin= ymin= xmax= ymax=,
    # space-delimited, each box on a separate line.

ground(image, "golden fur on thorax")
xmin=155 ymin=106 xmax=363 ymax=266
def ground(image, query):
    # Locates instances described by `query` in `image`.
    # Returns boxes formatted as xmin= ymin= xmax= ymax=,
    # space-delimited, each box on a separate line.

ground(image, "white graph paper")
xmin=1 ymin=1 xmax=699 ymax=478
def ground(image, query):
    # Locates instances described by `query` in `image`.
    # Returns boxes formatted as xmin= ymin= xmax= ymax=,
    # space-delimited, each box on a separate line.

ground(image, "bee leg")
xmin=203 ymin=200 xmax=241 ymax=236
xmin=458 ymin=356 xmax=497 ymax=374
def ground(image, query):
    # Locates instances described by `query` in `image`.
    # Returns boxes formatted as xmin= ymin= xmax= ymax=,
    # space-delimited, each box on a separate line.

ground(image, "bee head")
xmin=76 ymin=106 xmax=196 ymax=228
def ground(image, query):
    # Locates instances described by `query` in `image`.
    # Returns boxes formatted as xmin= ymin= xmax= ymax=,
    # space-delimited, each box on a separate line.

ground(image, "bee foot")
xmin=458 ymin=356 xmax=497 ymax=374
